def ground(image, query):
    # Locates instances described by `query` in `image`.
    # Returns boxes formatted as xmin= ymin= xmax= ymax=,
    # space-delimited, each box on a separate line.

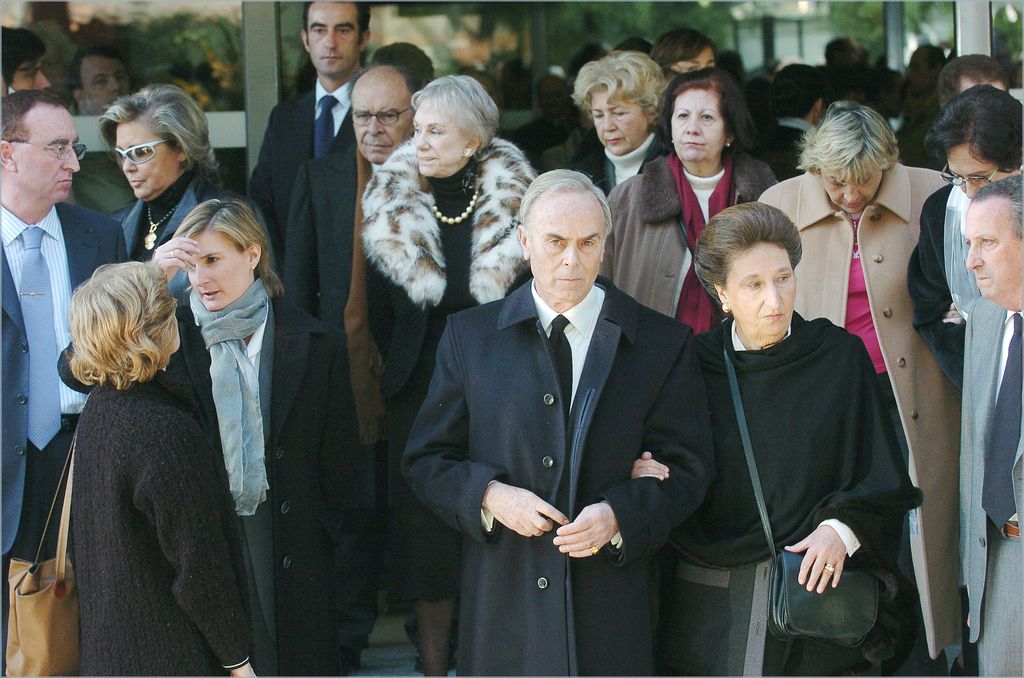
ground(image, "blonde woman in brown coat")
xmin=759 ymin=101 xmax=958 ymax=673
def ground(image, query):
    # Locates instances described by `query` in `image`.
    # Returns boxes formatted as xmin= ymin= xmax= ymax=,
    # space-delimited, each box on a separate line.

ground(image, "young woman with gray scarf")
xmin=157 ymin=198 xmax=364 ymax=675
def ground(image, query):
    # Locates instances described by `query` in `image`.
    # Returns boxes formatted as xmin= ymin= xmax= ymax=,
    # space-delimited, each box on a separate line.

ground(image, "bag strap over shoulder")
xmin=31 ymin=430 xmax=76 ymax=578
xmin=721 ymin=329 xmax=777 ymax=566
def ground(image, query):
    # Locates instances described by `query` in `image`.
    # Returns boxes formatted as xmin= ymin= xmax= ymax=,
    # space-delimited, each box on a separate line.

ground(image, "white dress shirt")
xmin=731 ymin=322 xmax=861 ymax=556
xmin=2 ymin=205 xmax=87 ymax=414
xmin=244 ymin=318 xmax=268 ymax=371
xmin=315 ymin=79 xmax=352 ymax=137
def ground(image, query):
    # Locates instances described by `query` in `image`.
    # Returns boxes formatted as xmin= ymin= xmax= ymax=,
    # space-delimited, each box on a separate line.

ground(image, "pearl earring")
xmin=722 ymin=301 xmax=732 ymax=314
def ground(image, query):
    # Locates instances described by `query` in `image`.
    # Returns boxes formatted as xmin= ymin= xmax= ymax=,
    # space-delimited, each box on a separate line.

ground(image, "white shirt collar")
xmin=315 ymin=79 xmax=351 ymax=109
xmin=245 ymin=317 xmax=268 ymax=363
xmin=531 ymin=281 xmax=604 ymax=336
xmin=1 ymin=205 xmax=61 ymax=247
xmin=731 ymin=320 xmax=792 ymax=351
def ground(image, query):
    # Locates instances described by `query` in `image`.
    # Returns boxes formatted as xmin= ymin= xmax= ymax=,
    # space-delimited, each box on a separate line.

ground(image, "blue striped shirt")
xmin=2 ymin=205 xmax=88 ymax=414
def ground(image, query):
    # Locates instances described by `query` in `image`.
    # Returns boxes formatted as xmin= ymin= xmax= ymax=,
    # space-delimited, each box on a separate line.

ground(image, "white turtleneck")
xmin=606 ymin=133 xmax=656 ymax=187
xmin=683 ymin=166 xmax=725 ymax=223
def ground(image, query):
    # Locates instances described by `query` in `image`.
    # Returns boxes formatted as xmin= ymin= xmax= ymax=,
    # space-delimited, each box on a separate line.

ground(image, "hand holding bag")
xmin=6 ymin=437 xmax=79 ymax=676
xmin=721 ymin=340 xmax=878 ymax=649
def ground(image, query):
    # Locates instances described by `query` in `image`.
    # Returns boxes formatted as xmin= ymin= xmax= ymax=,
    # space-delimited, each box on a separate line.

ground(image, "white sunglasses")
xmin=113 ymin=139 xmax=169 ymax=165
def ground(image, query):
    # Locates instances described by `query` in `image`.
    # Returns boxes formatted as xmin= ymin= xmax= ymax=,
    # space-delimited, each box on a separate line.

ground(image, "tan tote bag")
xmin=6 ymin=438 xmax=78 ymax=676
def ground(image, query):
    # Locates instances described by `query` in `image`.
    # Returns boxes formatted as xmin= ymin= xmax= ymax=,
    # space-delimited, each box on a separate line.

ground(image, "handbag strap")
xmin=721 ymin=333 xmax=777 ymax=565
xmin=31 ymin=430 xmax=76 ymax=576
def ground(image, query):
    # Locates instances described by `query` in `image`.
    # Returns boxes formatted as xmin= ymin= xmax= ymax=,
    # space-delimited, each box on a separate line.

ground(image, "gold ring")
xmin=823 ymin=563 xmax=835 ymax=574
xmin=589 ymin=545 xmax=599 ymax=555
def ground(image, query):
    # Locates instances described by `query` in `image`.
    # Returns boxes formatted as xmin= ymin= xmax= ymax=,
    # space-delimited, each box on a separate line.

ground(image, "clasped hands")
xmin=481 ymin=481 xmax=618 ymax=558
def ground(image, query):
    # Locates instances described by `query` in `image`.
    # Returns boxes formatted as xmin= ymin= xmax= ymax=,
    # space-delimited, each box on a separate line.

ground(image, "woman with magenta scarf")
xmin=603 ymin=68 xmax=776 ymax=331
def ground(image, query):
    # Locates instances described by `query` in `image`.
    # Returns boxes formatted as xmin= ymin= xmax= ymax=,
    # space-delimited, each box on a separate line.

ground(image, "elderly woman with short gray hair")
xmin=759 ymin=100 xmax=962 ymax=664
xmin=635 ymin=202 xmax=920 ymax=674
xmin=100 ymin=83 xmax=265 ymax=298
xmin=361 ymin=74 xmax=535 ymax=675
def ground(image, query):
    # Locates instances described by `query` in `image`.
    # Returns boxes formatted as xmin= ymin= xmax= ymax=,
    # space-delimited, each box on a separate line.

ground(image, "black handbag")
xmin=721 ymin=341 xmax=878 ymax=648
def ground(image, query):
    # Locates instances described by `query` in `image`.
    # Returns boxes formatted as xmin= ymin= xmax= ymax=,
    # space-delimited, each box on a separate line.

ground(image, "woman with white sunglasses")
xmin=99 ymin=84 xmax=268 ymax=298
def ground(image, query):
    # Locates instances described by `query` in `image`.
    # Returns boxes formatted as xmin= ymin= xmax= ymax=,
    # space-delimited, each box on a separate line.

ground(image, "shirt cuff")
xmin=610 ymin=532 xmax=622 ymax=549
xmin=820 ymin=519 xmax=860 ymax=556
xmin=222 ymin=657 xmax=249 ymax=670
xmin=481 ymin=507 xmax=495 ymax=533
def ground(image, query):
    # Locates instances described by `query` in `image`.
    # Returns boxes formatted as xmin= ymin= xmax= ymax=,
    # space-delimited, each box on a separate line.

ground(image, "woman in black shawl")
xmin=635 ymin=202 xmax=922 ymax=675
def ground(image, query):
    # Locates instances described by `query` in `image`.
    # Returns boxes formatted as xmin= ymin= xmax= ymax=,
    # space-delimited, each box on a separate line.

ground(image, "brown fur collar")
xmin=635 ymin=153 xmax=777 ymax=224
xmin=362 ymin=137 xmax=536 ymax=308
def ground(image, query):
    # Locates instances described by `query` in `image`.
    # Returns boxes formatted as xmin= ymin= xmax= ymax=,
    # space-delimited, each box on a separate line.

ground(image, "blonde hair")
xmin=173 ymin=198 xmax=284 ymax=297
xmin=572 ymin=50 xmax=664 ymax=121
xmin=69 ymin=262 xmax=178 ymax=391
xmin=798 ymin=101 xmax=899 ymax=184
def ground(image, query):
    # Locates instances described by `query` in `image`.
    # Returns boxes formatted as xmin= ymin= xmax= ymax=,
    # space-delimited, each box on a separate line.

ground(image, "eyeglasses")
xmin=113 ymin=139 xmax=169 ymax=165
xmin=7 ymin=140 xmax=87 ymax=160
xmin=352 ymin=108 xmax=410 ymax=127
xmin=940 ymin=165 xmax=1000 ymax=190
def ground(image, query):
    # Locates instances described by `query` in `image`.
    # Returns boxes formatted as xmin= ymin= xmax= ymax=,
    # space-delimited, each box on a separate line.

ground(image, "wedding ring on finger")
xmin=589 ymin=545 xmax=599 ymax=556
xmin=823 ymin=563 xmax=835 ymax=574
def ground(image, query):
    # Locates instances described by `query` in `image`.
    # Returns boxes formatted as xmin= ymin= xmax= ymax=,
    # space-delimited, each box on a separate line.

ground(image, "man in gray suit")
xmin=960 ymin=174 xmax=1023 ymax=676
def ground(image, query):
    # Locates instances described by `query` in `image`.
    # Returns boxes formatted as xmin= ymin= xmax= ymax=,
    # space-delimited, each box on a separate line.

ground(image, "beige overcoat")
xmin=760 ymin=165 xmax=961 ymax=658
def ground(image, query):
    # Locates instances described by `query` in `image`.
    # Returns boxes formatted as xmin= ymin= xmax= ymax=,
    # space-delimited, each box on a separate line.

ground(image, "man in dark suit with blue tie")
xmin=1 ymin=89 xmax=126 ymax=661
xmin=959 ymin=175 xmax=1023 ymax=676
xmin=248 ymin=1 xmax=370 ymax=258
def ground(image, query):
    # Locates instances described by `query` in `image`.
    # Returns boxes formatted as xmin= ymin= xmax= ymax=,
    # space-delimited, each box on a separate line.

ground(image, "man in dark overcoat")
xmin=403 ymin=169 xmax=714 ymax=675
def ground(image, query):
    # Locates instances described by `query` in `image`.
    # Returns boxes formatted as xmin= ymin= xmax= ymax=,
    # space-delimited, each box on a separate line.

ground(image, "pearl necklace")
xmin=431 ymin=188 xmax=479 ymax=225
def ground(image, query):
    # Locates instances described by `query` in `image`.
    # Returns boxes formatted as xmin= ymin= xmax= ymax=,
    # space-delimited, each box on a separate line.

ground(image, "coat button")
xmin=282 ymin=555 xmax=292 ymax=568
xmin=896 ymin=357 xmax=906 ymax=367
xmin=542 ymin=456 xmax=554 ymax=468
xmin=276 ymin=447 xmax=285 ymax=459
xmin=15 ymin=445 xmax=25 ymax=455
xmin=19 ymin=342 xmax=28 ymax=353
xmin=537 ymin=577 xmax=548 ymax=589
xmin=16 ymin=394 xmax=27 ymax=404
xmin=280 ymin=500 xmax=290 ymax=514
xmin=882 ymin=307 xmax=893 ymax=317
xmin=979 ymin=537 xmax=985 ymax=548
xmin=873 ymin=254 xmax=884 ymax=263
xmin=911 ymin=410 xmax=919 ymax=419
xmin=871 ymin=211 xmax=881 ymax=221
xmin=543 ymin=393 xmax=555 ymax=406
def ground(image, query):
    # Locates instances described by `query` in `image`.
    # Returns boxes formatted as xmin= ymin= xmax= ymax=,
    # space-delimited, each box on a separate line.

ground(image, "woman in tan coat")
xmin=759 ymin=101 xmax=959 ymax=672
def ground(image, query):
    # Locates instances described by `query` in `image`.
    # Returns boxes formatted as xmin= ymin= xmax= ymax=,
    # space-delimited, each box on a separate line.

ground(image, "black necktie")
xmin=984 ymin=312 xmax=1022 ymax=528
xmin=314 ymin=95 xmax=337 ymax=158
xmin=549 ymin=315 xmax=573 ymax=424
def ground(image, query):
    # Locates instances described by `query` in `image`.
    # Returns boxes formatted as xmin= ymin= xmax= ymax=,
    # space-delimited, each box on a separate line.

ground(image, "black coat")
xmin=168 ymin=298 xmax=363 ymax=675
xmin=907 ymin=184 xmax=966 ymax=389
xmin=283 ymin=144 xmax=357 ymax=330
xmin=402 ymin=278 xmax=715 ymax=676
xmin=248 ymin=89 xmax=355 ymax=257
xmin=73 ymin=373 xmax=251 ymax=675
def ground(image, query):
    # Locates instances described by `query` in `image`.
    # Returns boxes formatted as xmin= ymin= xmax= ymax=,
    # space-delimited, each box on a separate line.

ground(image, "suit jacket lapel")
xmin=297 ymin=90 xmax=316 ymax=156
xmin=59 ymin=205 xmax=98 ymax=288
xmin=331 ymin=108 xmax=355 ymax=153
xmin=2 ymin=250 xmax=24 ymax=331
xmin=120 ymin=200 xmax=145 ymax=253
xmin=270 ymin=318 xmax=309 ymax=440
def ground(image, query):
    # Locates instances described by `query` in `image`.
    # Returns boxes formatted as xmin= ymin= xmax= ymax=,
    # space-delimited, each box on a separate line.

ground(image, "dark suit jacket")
xmin=908 ymin=184 xmax=967 ymax=390
xmin=248 ymin=88 xmax=355 ymax=258
xmin=167 ymin=297 xmax=364 ymax=674
xmin=283 ymin=144 xmax=357 ymax=330
xmin=2 ymin=203 xmax=126 ymax=554
xmin=402 ymin=277 xmax=714 ymax=675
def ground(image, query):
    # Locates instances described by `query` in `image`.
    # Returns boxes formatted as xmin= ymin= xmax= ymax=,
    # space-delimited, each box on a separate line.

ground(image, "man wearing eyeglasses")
xmin=248 ymin=2 xmax=371 ymax=259
xmin=0 ymin=89 xmax=126 ymax=667
xmin=283 ymin=60 xmax=423 ymax=675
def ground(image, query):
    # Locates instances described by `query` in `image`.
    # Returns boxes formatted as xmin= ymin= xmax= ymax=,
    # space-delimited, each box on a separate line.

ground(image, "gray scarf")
xmin=190 ymin=279 xmax=270 ymax=516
